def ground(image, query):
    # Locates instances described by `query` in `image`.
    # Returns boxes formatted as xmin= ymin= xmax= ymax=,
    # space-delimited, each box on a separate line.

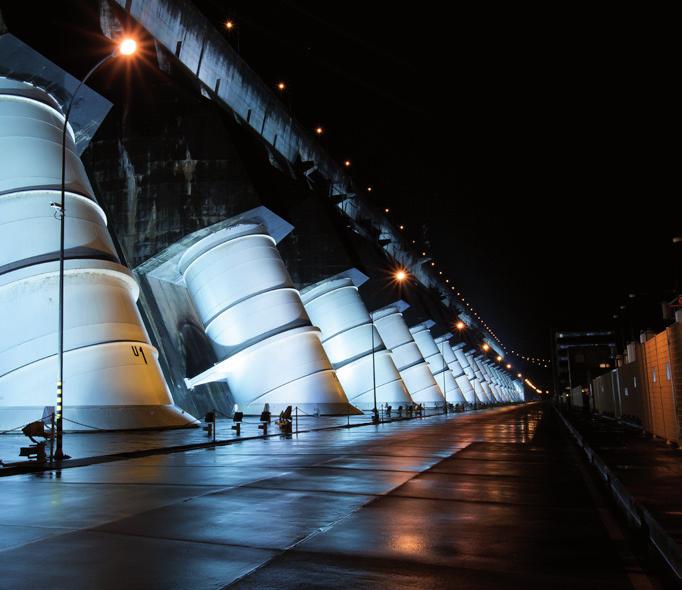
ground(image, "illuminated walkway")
xmin=0 ymin=404 xmax=652 ymax=589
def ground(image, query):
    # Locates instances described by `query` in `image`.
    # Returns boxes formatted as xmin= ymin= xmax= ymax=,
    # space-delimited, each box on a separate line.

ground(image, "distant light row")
xmin=383 ymin=210 xmax=553 ymax=370
xmin=243 ymin=35 xmax=551 ymax=371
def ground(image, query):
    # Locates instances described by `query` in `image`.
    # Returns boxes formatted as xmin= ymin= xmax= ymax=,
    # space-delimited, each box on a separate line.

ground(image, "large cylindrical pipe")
xmin=180 ymin=223 xmax=353 ymax=415
xmin=410 ymin=324 xmax=466 ymax=404
xmin=371 ymin=306 xmax=445 ymax=406
xmin=0 ymin=78 xmax=196 ymax=431
xmin=471 ymin=354 xmax=496 ymax=402
xmin=479 ymin=360 xmax=503 ymax=402
xmin=485 ymin=362 xmax=508 ymax=401
xmin=463 ymin=351 xmax=491 ymax=403
xmin=489 ymin=363 xmax=512 ymax=401
xmin=301 ymin=278 xmax=412 ymax=409
xmin=452 ymin=343 xmax=482 ymax=404
xmin=445 ymin=342 xmax=476 ymax=404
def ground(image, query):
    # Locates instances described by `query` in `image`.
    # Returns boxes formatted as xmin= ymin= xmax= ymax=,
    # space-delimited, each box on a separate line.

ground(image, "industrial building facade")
xmin=570 ymin=313 xmax=682 ymax=444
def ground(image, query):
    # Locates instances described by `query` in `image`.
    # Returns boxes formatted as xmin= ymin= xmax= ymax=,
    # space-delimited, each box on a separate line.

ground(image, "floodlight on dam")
xmin=370 ymin=305 xmax=445 ymax=406
xmin=180 ymin=223 xmax=354 ymax=415
xmin=0 ymin=78 xmax=197 ymax=431
xmin=409 ymin=323 xmax=466 ymax=405
xmin=301 ymin=276 xmax=412 ymax=410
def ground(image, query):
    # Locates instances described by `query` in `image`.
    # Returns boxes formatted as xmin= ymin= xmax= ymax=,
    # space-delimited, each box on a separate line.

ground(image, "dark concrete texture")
xmin=0 ymin=404 xmax=644 ymax=589
xmin=563 ymin=407 xmax=682 ymax=550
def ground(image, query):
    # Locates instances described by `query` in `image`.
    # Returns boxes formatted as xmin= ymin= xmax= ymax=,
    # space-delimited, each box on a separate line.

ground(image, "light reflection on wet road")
xmin=0 ymin=404 xmax=638 ymax=589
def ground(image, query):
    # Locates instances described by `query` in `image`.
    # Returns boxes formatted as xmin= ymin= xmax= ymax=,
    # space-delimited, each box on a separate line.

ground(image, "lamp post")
xmin=440 ymin=338 xmax=447 ymax=415
xmin=53 ymin=37 xmax=137 ymax=462
xmin=370 ymin=268 xmax=409 ymax=424
xmin=371 ymin=314 xmax=379 ymax=424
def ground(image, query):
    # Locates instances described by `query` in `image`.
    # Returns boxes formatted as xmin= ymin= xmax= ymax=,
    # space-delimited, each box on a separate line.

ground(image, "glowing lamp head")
xmin=394 ymin=269 xmax=408 ymax=282
xmin=344 ymin=160 xmax=351 ymax=167
xmin=482 ymin=343 xmax=490 ymax=352
xmin=225 ymin=20 xmax=235 ymax=30
xmin=506 ymin=363 xmax=512 ymax=369
xmin=315 ymin=126 xmax=323 ymax=135
xmin=277 ymin=81 xmax=286 ymax=91
xmin=455 ymin=321 xmax=465 ymax=331
xmin=119 ymin=38 xmax=137 ymax=56
xmin=496 ymin=355 xmax=502 ymax=362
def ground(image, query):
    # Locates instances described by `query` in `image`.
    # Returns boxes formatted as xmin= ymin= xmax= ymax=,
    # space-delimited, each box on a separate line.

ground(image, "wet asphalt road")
xmin=0 ymin=403 xmax=646 ymax=589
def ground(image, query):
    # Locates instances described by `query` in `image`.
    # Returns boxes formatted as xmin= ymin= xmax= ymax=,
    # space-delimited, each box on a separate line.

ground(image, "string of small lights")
xmin=218 ymin=17 xmax=552 ymax=372
xmin=379 ymin=208 xmax=552 ymax=369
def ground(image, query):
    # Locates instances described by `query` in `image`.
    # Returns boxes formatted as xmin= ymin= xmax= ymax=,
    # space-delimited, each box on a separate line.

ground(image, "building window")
xmin=624 ymin=387 xmax=630 ymax=397
xmin=666 ymin=362 xmax=672 ymax=381
xmin=633 ymin=376 xmax=637 ymax=388
xmin=652 ymin=368 xmax=657 ymax=383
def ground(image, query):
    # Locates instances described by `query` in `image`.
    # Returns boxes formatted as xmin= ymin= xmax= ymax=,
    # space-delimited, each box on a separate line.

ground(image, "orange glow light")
xmin=394 ymin=269 xmax=408 ymax=282
xmin=119 ymin=38 xmax=137 ymax=56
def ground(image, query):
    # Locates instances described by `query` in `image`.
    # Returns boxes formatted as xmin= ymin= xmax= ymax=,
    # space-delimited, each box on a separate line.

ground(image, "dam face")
xmin=0 ymin=78 xmax=197 ymax=431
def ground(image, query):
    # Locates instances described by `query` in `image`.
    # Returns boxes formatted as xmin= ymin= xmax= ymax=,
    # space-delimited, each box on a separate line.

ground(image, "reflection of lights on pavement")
xmin=392 ymin=533 xmax=425 ymax=553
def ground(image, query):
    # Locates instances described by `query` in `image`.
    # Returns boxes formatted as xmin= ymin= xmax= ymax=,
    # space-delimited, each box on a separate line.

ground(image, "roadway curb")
xmin=555 ymin=406 xmax=682 ymax=583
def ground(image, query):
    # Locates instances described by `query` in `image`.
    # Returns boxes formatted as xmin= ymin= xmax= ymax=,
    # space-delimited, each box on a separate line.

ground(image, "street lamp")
xmin=370 ymin=311 xmax=379 ymax=424
xmin=369 ymin=268 xmax=409 ymax=423
xmin=440 ymin=338 xmax=448 ymax=415
xmin=394 ymin=269 xmax=408 ymax=283
xmin=54 ymin=37 xmax=137 ymax=461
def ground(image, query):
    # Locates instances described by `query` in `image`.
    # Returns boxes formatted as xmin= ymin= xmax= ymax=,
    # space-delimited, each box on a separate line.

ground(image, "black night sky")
xmin=2 ymin=1 xmax=679 ymax=386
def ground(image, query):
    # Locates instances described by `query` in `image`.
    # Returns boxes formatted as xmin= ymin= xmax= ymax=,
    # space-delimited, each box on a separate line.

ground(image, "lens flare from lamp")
xmin=119 ymin=38 xmax=137 ymax=56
